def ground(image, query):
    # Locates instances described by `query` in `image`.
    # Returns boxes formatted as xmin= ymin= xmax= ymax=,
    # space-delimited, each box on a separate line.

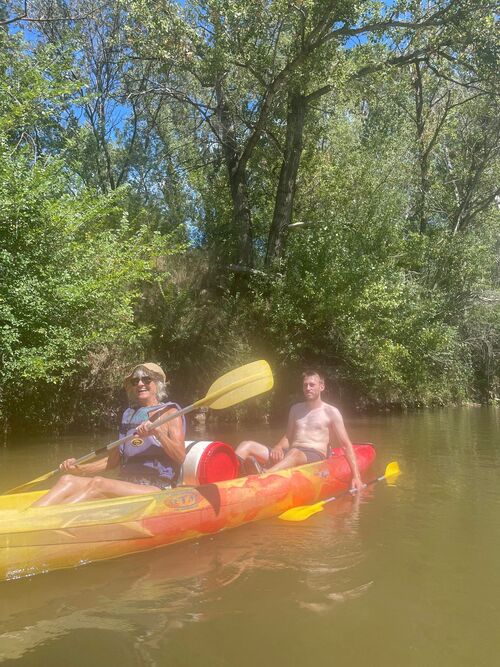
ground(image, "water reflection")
xmin=0 ymin=494 xmax=370 ymax=663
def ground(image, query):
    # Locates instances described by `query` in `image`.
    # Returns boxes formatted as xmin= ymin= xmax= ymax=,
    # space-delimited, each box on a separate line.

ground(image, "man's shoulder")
xmin=289 ymin=401 xmax=311 ymax=419
xmin=321 ymin=401 xmax=343 ymax=420
xmin=288 ymin=402 xmax=300 ymax=417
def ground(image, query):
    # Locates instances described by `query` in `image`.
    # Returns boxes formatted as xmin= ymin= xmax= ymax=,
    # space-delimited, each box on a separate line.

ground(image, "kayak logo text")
xmin=164 ymin=490 xmax=200 ymax=511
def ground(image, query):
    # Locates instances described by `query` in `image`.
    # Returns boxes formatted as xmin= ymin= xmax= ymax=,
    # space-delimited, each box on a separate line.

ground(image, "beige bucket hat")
xmin=123 ymin=362 xmax=166 ymax=386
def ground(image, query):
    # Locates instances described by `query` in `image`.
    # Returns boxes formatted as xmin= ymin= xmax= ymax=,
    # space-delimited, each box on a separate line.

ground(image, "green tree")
xmin=0 ymin=31 xmax=184 ymax=432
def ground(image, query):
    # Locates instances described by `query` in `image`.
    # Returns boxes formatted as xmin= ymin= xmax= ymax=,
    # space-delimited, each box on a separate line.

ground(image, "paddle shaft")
xmin=322 ymin=469 xmax=391 ymax=505
xmin=75 ymin=367 xmax=269 ymax=465
xmin=72 ymin=402 xmax=196 ymax=467
xmin=35 ymin=403 xmax=191 ymax=479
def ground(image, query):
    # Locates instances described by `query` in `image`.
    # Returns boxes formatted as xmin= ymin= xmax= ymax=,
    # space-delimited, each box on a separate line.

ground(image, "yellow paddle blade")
xmin=4 ymin=471 xmax=58 ymax=496
xmin=202 ymin=360 xmax=274 ymax=410
xmin=278 ymin=501 xmax=326 ymax=522
xmin=279 ymin=460 xmax=402 ymax=522
xmin=385 ymin=461 xmax=400 ymax=477
xmin=0 ymin=489 xmax=45 ymax=511
xmin=384 ymin=460 xmax=401 ymax=487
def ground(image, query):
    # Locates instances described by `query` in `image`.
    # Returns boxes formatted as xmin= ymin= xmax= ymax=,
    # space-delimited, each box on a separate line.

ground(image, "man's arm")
xmin=329 ymin=407 xmax=364 ymax=491
xmin=269 ymin=406 xmax=296 ymax=463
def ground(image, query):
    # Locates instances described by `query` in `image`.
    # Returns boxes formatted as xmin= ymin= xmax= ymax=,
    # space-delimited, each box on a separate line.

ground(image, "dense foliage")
xmin=0 ymin=31 xmax=184 ymax=431
xmin=1 ymin=0 xmax=498 ymax=433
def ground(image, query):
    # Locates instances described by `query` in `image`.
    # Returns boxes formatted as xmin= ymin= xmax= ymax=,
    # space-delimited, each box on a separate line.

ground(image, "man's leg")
xmin=266 ymin=447 xmax=308 ymax=472
xmin=235 ymin=440 xmax=271 ymax=475
xmin=235 ymin=440 xmax=271 ymax=465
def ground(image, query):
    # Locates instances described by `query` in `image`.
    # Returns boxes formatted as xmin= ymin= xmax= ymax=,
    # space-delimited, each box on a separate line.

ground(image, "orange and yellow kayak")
xmin=0 ymin=444 xmax=375 ymax=581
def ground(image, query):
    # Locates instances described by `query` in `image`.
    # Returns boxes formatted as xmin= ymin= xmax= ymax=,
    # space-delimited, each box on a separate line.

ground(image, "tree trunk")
xmin=265 ymin=91 xmax=306 ymax=267
xmin=229 ymin=165 xmax=254 ymax=266
xmin=216 ymin=79 xmax=254 ymax=267
xmin=413 ymin=62 xmax=428 ymax=235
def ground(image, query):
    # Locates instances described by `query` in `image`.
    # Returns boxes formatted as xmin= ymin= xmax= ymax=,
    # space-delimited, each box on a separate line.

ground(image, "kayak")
xmin=0 ymin=443 xmax=375 ymax=581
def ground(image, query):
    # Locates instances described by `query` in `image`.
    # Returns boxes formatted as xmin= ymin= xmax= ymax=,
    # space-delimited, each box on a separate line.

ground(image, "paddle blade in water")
xmin=385 ymin=461 xmax=401 ymax=478
xmin=278 ymin=460 xmax=402 ymax=522
xmin=278 ymin=501 xmax=326 ymax=522
xmin=384 ymin=461 xmax=401 ymax=486
xmin=204 ymin=360 xmax=273 ymax=410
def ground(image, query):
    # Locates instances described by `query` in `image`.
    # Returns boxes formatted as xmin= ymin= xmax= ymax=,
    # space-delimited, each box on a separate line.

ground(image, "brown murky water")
xmin=0 ymin=407 xmax=499 ymax=666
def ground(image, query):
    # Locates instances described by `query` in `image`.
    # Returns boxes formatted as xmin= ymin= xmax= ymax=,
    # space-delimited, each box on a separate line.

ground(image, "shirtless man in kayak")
xmin=235 ymin=371 xmax=364 ymax=492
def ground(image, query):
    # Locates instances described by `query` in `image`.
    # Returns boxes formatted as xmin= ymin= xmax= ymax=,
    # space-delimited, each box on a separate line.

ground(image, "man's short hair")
xmin=302 ymin=370 xmax=325 ymax=383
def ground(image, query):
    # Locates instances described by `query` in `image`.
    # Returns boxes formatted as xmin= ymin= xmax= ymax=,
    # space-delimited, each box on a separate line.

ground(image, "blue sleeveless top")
xmin=118 ymin=402 xmax=185 ymax=486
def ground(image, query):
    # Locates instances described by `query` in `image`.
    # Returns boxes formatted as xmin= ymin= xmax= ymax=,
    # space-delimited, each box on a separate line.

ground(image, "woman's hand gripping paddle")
xmin=278 ymin=461 xmax=401 ymax=522
xmin=4 ymin=360 xmax=274 ymax=495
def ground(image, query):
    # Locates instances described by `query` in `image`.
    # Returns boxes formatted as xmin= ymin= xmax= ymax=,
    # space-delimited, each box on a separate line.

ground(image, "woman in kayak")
xmin=32 ymin=363 xmax=185 ymax=506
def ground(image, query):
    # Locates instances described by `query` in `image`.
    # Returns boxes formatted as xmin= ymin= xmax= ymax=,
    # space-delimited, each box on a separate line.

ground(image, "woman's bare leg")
xmin=65 ymin=476 xmax=159 ymax=504
xmin=32 ymin=475 xmax=93 ymax=507
xmin=32 ymin=475 xmax=159 ymax=507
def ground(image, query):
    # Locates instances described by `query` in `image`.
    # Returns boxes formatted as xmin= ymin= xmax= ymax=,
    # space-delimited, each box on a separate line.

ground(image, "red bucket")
xmin=182 ymin=441 xmax=239 ymax=485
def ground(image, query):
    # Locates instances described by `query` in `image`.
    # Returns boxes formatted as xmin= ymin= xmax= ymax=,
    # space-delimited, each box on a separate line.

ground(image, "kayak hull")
xmin=0 ymin=444 xmax=375 ymax=581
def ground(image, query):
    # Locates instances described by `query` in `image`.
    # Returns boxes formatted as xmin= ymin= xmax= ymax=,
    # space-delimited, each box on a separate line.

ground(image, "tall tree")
xmin=124 ymin=0 xmax=495 ymax=270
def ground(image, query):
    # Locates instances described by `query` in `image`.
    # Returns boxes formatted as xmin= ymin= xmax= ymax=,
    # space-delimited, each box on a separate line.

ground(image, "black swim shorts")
xmin=290 ymin=446 xmax=326 ymax=464
xmin=267 ymin=446 xmax=326 ymax=464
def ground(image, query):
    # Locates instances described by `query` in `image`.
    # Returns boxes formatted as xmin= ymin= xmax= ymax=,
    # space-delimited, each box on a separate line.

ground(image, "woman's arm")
xmin=144 ymin=407 xmax=186 ymax=465
xmin=59 ymin=455 xmax=109 ymax=475
xmin=58 ymin=446 xmax=121 ymax=475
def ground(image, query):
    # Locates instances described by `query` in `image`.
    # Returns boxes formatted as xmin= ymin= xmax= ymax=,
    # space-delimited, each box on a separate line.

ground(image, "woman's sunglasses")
xmin=130 ymin=375 xmax=154 ymax=386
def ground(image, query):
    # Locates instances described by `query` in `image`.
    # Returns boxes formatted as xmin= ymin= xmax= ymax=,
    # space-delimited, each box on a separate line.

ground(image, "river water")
xmin=0 ymin=407 xmax=498 ymax=666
